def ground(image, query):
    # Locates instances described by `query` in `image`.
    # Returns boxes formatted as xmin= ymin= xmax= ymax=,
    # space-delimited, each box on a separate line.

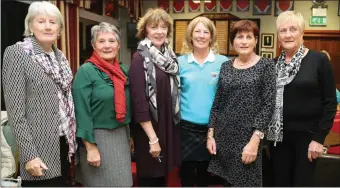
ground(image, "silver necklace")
xmin=236 ymin=55 xmax=257 ymax=66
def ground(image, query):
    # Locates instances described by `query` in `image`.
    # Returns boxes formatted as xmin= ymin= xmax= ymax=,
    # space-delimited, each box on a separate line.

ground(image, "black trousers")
xmin=180 ymin=161 xmax=210 ymax=187
xmin=137 ymin=176 xmax=166 ymax=187
xmin=22 ymin=137 xmax=70 ymax=187
xmin=270 ymin=131 xmax=317 ymax=187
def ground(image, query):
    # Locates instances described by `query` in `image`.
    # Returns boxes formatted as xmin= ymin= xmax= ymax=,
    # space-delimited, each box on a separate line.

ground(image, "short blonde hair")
xmin=91 ymin=22 xmax=120 ymax=44
xmin=24 ymin=1 xmax=64 ymax=37
xmin=276 ymin=11 xmax=305 ymax=32
xmin=136 ymin=8 xmax=173 ymax=40
xmin=181 ymin=16 xmax=219 ymax=54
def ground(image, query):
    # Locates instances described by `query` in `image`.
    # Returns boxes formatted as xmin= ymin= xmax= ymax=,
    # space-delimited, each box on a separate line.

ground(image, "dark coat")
xmin=129 ymin=52 xmax=181 ymax=178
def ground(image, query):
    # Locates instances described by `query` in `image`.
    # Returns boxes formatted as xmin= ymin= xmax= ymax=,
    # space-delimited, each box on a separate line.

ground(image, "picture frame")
xmin=237 ymin=0 xmax=249 ymax=12
xmin=253 ymin=0 xmax=272 ymax=15
xmin=338 ymin=0 xmax=340 ymax=16
xmin=275 ymin=0 xmax=294 ymax=16
xmin=220 ymin=0 xmax=233 ymax=12
xmin=260 ymin=51 xmax=274 ymax=59
xmin=261 ymin=33 xmax=275 ymax=48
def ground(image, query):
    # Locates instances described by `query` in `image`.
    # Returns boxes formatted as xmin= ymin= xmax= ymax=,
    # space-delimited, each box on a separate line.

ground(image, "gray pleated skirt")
xmin=75 ymin=126 xmax=133 ymax=187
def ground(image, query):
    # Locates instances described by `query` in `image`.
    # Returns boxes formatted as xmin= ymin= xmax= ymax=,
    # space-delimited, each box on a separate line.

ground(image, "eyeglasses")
xmin=155 ymin=155 xmax=163 ymax=163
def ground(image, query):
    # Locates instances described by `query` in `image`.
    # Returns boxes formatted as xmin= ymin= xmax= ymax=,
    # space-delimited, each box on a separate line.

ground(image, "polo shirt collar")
xmin=188 ymin=49 xmax=215 ymax=65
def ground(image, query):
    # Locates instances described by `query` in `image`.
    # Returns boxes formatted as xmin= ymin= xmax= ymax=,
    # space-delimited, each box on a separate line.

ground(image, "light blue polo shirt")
xmin=179 ymin=50 xmax=228 ymax=125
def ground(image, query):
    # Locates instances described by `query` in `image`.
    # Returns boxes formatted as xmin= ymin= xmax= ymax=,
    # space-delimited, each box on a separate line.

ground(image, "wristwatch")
xmin=254 ymin=130 xmax=264 ymax=139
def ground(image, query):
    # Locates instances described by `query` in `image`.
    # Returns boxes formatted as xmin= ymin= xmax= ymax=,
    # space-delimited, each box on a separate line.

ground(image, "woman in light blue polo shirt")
xmin=178 ymin=16 xmax=228 ymax=187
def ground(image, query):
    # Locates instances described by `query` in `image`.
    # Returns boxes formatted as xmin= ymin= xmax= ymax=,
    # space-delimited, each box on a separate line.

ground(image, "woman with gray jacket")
xmin=2 ymin=2 xmax=76 ymax=187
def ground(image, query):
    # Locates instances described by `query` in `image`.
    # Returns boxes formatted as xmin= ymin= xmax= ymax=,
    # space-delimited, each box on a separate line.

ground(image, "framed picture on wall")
xmin=275 ymin=0 xmax=294 ymax=16
xmin=253 ymin=0 xmax=272 ymax=15
xmin=260 ymin=51 xmax=273 ymax=58
xmin=261 ymin=33 xmax=274 ymax=48
xmin=338 ymin=0 xmax=340 ymax=16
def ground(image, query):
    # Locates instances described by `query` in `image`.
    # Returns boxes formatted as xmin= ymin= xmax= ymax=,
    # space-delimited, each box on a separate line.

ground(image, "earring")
xmin=30 ymin=32 xmax=33 ymax=36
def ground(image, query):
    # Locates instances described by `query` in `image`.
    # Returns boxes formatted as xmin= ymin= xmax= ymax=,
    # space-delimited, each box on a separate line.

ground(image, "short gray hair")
xmin=24 ymin=1 xmax=64 ymax=37
xmin=91 ymin=22 xmax=121 ymax=44
xmin=276 ymin=11 xmax=305 ymax=32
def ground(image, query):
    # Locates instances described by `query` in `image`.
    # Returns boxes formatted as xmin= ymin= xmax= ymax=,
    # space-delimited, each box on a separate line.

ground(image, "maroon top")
xmin=129 ymin=52 xmax=181 ymax=178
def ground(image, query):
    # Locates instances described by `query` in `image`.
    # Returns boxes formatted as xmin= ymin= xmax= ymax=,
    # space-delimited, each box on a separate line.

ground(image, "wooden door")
xmin=303 ymin=36 xmax=340 ymax=90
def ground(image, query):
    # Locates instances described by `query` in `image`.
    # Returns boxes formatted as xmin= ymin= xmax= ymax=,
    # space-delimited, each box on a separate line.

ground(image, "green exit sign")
xmin=310 ymin=16 xmax=327 ymax=26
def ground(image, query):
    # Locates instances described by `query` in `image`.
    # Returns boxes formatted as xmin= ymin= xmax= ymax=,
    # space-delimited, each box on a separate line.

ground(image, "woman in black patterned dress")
xmin=206 ymin=20 xmax=276 ymax=186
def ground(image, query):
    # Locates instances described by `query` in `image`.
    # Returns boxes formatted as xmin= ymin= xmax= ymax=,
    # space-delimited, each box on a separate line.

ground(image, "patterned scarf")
xmin=137 ymin=38 xmax=181 ymax=124
xmin=17 ymin=37 xmax=77 ymax=160
xmin=267 ymin=45 xmax=306 ymax=145
xmin=86 ymin=51 xmax=127 ymax=122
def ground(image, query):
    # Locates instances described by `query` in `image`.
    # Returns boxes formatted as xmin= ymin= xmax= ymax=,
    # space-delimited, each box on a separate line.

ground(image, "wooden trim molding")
xmin=304 ymin=30 xmax=340 ymax=38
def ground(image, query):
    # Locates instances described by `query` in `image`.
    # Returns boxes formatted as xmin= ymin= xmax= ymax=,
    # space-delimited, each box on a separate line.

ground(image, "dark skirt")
xmin=180 ymin=120 xmax=210 ymax=161
xmin=132 ymin=120 xmax=181 ymax=178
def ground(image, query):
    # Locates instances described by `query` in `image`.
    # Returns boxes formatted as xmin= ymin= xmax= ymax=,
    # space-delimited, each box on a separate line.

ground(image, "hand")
xmin=207 ymin=138 xmax=216 ymax=155
xmin=130 ymin=138 xmax=135 ymax=153
xmin=25 ymin=157 xmax=48 ymax=177
xmin=308 ymin=140 xmax=323 ymax=162
xmin=87 ymin=147 xmax=101 ymax=167
xmin=242 ymin=136 xmax=260 ymax=164
xmin=149 ymin=141 xmax=161 ymax=158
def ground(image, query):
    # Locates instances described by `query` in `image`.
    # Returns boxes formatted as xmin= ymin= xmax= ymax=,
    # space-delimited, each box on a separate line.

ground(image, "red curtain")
xmin=55 ymin=0 xmax=79 ymax=74
xmin=128 ymin=0 xmax=143 ymax=20
xmin=67 ymin=4 xmax=78 ymax=74
xmin=132 ymin=0 xmax=143 ymax=20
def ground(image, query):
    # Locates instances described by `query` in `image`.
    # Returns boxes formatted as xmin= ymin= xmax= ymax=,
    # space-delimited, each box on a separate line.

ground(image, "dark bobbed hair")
xmin=229 ymin=20 xmax=259 ymax=45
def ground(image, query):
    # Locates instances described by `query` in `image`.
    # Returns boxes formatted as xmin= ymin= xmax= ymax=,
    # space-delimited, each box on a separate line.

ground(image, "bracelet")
xmin=254 ymin=130 xmax=264 ymax=140
xmin=149 ymin=138 xmax=159 ymax=145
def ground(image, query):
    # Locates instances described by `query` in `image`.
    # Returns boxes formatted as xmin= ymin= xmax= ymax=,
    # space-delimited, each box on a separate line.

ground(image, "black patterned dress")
xmin=207 ymin=58 xmax=276 ymax=187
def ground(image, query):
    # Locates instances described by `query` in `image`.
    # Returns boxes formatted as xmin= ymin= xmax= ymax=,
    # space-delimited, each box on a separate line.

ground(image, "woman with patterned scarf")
xmin=2 ymin=2 xmax=76 ymax=187
xmin=268 ymin=11 xmax=337 ymax=187
xmin=129 ymin=8 xmax=181 ymax=187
